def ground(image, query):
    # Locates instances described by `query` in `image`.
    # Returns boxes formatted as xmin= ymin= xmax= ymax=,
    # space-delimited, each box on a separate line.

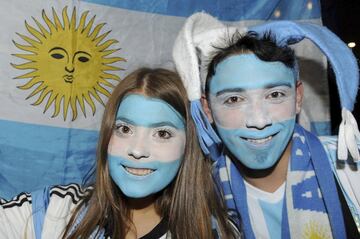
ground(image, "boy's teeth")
xmin=247 ymin=135 xmax=273 ymax=144
xmin=125 ymin=167 xmax=154 ymax=176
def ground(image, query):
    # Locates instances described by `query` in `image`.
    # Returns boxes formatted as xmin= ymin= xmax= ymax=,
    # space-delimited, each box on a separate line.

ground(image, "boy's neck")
xmin=234 ymin=141 xmax=292 ymax=193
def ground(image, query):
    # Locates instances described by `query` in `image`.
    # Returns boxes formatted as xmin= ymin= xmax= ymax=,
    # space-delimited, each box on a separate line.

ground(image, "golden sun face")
xmin=12 ymin=6 xmax=126 ymax=120
xmin=303 ymin=221 xmax=331 ymax=239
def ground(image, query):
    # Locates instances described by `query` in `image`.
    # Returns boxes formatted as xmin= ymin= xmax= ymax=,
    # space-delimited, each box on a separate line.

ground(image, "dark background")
xmin=320 ymin=0 xmax=360 ymax=133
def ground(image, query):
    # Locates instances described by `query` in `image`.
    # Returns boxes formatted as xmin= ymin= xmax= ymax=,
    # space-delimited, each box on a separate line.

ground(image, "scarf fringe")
xmin=190 ymin=100 xmax=220 ymax=155
xmin=338 ymin=108 xmax=360 ymax=162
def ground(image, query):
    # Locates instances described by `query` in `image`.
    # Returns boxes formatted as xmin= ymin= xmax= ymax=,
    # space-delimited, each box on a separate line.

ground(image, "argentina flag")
xmin=0 ymin=0 xmax=325 ymax=199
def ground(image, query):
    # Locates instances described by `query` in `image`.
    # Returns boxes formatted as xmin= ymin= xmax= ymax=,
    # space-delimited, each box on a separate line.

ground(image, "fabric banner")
xmin=0 ymin=0 xmax=326 ymax=199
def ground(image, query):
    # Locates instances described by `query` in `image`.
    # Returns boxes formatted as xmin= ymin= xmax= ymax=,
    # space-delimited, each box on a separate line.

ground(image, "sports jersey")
xmin=245 ymin=181 xmax=285 ymax=239
xmin=0 ymin=184 xmax=170 ymax=239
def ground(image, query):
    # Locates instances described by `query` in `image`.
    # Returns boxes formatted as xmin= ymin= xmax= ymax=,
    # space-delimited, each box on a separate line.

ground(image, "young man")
xmin=173 ymin=13 xmax=360 ymax=238
xmin=205 ymin=30 xmax=359 ymax=239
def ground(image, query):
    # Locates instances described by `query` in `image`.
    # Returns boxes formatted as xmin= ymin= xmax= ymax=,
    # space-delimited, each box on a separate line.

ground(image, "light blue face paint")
xmin=209 ymin=54 xmax=295 ymax=94
xmin=116 ymin=94 xmax=185 ymax=129
xmin=217 ymin=119 xmax=295 ymax=169
xmin=209 ymin=54 xmax=297 ymax=169
xmin=108 ymin=94 xmax=186 ymax=198
xmin=108 ymin=155 xmax=181 ymax=198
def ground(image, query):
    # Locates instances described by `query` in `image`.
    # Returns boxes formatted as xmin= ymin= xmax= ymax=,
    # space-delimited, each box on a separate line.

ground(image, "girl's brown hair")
xmin=63 ymin=68 xmax=236 ymax=238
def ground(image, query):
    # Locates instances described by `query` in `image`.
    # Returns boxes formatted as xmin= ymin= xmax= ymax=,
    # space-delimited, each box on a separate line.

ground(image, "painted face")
xmin=108 ymin=94 xmax=186 ymax=198
xmin=209 ymin=54 xmax=296 ymax=169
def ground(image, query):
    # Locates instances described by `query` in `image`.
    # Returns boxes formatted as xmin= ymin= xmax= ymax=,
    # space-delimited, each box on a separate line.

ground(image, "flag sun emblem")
xmin=303 ymin=221 xmax=330 ymax=239
xmin=11 ymin=6 xmax=126 ymax=121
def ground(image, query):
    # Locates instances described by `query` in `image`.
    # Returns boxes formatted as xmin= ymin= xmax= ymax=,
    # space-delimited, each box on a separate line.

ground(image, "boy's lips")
xmin=240 ymin=132 xmax=279 ymax=145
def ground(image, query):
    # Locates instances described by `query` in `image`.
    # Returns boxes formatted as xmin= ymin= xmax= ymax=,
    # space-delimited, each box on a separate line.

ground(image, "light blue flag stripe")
xmin=82 ymin=0 xmax=321 ymax=20
xmin=0 ymin=119 xmax=98 ymax=199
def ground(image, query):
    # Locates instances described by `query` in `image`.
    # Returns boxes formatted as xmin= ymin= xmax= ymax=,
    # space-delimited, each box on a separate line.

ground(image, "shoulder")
xmin=318 ymin=135 xmax=338 ymax=148
xmin=49 ymin=183 xmax=93 ymax=204
xmin=319 ymin=135 xmax=360 ymax=163
xmin=0 ymin=183 xmax=92 ymax=208
xmin=0 ymin=192 xmax=33 ymax=237
xmin=44 ymin=183 xmax=93 ymax=219
xmin=319 ymin=136 xmax=360 ymax=231
xmin=0 ymin=183 xmax=93 ymax=222
xmin=0 ymin=191 xmax=34 ymax=238
xmin=0 ymin=191 xmax=32 ymax=209
xmin=318 ymin=136 xmax=338 ymax=162
xmin=227 ymin=216 xmax=243 ymax=238
xmin=42 ymin=184 xmax=93 ymax=238
xmin=318 ymin=135 xmax=338 ymax=149
xmin=0 ymin=183 xmax=92 ymax=238
xmin=211 ymin=215 xmax=242 ymax=239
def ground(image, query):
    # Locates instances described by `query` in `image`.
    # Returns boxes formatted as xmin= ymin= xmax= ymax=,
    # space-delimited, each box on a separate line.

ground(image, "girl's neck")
xmin=126 ymin=196 xmax=162 ymax=239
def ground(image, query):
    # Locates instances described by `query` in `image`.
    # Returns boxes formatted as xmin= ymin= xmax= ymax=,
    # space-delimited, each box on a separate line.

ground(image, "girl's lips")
xmin=123 ymin=165 xmax=155 ymax=176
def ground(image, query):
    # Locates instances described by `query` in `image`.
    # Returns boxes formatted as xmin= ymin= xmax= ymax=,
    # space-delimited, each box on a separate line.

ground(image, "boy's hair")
xmin=205 ymin=31 xmax=296 ymax=95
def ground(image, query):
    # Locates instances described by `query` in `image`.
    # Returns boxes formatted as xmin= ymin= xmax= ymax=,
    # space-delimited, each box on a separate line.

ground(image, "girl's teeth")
xmin=247 ymin=135 xmax=273 ymax=144
xmin=125 ymin=167 xmax=154 ymax=176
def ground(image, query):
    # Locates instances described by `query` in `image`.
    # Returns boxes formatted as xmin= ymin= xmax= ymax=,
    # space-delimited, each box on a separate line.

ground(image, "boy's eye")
xmin=224 ymin=96 xmax=243 ymax=104
xmin=268 ymin=91 xmax=285 ymax=99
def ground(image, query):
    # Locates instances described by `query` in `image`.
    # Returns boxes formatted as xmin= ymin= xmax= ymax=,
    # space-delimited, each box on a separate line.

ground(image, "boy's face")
xmin=207 ymin=54 xmax=302 ymax=169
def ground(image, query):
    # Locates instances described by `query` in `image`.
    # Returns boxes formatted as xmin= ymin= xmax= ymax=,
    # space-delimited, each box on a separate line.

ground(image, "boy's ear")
xmin=201 ymin=94 xmax=214 ymax=123
xmin=296 ymin=80 xmax=304 ymax=114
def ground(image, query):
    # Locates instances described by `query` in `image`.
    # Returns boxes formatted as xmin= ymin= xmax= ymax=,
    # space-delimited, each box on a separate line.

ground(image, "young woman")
xmin=0 ymin=68 xmax=238 ymax=238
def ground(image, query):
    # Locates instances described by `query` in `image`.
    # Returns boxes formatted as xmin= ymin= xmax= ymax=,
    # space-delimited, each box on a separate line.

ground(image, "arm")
xmin=320 ymin=136 xmax=360 ymax=230
xmin=0 ymin=192 xmax=35 ymax=238
xmin=0 ymin=183 xmax=90 ymax=239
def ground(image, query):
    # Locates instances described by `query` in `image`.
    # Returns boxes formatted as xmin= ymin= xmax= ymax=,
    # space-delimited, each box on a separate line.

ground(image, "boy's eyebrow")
xmin=215 ymin=82 xmax=293 ymax=96
xmin=216 ymin=88 xmax=245 ymax=96
xmin=263 ymin=82 xmax=293 ymax=89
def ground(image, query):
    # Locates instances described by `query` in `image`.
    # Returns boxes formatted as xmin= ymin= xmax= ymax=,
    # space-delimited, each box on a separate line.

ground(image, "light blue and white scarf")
xmin=214 ymin=124 xmax=346 ymax=238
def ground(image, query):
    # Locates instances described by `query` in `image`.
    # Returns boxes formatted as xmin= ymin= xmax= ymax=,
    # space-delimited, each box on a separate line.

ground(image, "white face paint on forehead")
xmin=209 ymin=53 xmax=296 ymax=93
xmin=208 ymin=54 xmax=297 ymax=169
xmin=107 ymin=94 xmax=186 ymax=198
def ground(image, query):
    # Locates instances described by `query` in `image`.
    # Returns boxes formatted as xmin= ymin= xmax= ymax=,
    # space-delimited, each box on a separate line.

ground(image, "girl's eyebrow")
xmin=116 ymin=117 xmax=179 ymax=129
xmin=115 ymin=117 xmax=135 ymax=125
xmin=149 ymin=121 xmax=179 ymax=129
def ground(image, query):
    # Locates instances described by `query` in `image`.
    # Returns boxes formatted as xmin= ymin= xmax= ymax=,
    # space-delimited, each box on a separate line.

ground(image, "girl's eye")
xmin=156 ymin=130 xmax=172 ymax=139
xmin=120 ymin=125 xmax=130 ymax=134
xmin=267 ymin=91 xmax=285 ymax=99
xmin=224 ymin=96 xmax=243 ymax=104
xmin=115 ymin=124 xmax=133 ymax=135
